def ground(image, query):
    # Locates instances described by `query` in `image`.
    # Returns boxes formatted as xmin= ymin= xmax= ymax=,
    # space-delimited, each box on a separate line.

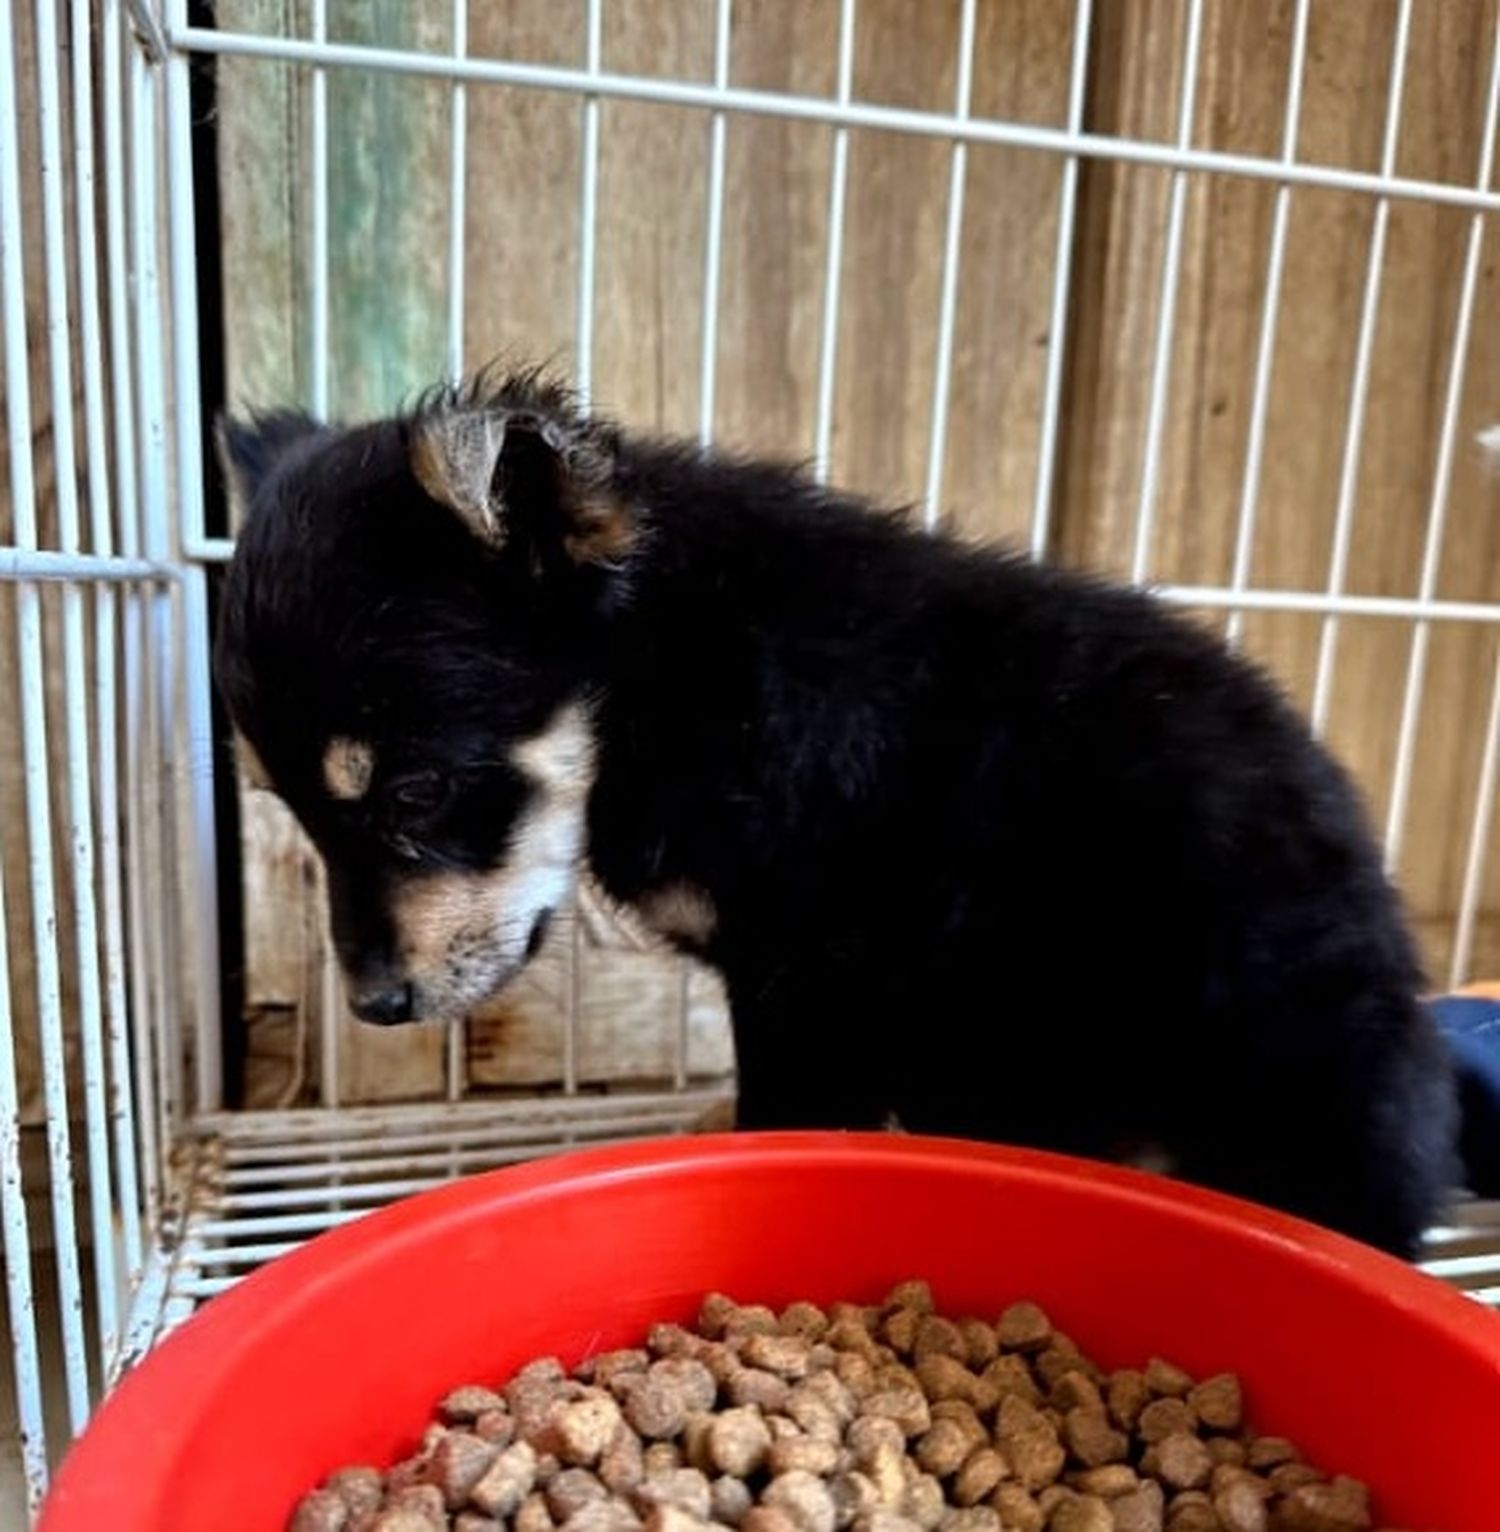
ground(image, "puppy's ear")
xmin=410 ymin=405 xmax=633 ymax=570
xmin=216 ymin=410 xmax=321 ymax=516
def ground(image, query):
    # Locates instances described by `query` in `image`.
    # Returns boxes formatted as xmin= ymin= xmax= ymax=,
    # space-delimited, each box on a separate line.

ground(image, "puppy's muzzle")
xmin=351 ymin=979 xmax=416 ymax=1026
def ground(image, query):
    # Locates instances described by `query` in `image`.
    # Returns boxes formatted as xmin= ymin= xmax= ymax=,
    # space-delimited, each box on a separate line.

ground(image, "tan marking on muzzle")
xmin=323 ymin=736 xmax=374 ymax=801
xmin=636 ymin=880 xmax=718 ymax=947
xmin=235 ymin=734 xmax=273 ymax=792
xmin=383 ymin=702 xmax=599 ymax=1015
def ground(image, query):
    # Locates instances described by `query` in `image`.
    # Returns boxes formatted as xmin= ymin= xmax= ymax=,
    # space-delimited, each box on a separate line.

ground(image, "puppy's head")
xmin=213 ymin=373 xmax=637 ymax=1024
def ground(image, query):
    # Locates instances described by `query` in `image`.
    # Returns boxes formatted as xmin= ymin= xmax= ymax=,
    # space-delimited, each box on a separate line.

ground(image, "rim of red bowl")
xmin=41 ymin=1132 xmax=1500 ymax=1525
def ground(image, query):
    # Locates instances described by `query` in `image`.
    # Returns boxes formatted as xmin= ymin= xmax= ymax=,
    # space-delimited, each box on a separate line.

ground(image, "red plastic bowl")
xmin=40 ymin=1134 xmax=1500 ymax=1530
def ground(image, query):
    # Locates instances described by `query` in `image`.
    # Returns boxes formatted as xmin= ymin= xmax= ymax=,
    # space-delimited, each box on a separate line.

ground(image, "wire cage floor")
xmin=4 ymin=0 xmax=1500 ymax=1524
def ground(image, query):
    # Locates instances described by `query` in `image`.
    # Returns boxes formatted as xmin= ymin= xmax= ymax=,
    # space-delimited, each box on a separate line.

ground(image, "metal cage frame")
xmin=2 ymin=0 xmax=1500 ymax=1519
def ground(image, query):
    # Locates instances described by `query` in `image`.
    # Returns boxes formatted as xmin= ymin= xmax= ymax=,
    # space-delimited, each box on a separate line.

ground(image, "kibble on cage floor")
xmin=4 ymin=1 xmax=1500 ymax=1527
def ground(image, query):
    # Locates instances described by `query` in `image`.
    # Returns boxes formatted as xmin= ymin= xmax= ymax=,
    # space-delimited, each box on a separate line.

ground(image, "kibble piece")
xmin=708 ymin=1405 xmax=772 ymax=1477
xmin=996 ymin=1304 xmax=1052 ymax=1354
xmin=476 ymin=1410 xmax=518 ymax=1445
xmin=990 ymin=1482 xmax=1045 ymax=1532
xmin=862 ymin=1386 xmax=932 ymax=1437
xmin=1163 ymin=1496 xmax=1216 ymax=1532
xmin=884 ymin=1309 xmax=922 ymax=1356
xmin=787 ymin=1397 xmax=844 ymax=1445
xmin=830 ymin=1472 xmax=882 ymax=1529
xmin=953 ymin=1447 xmax=1008 ymax=1506
xmin=552 ymin=1394 xmax=628 ymax=1467
xmin=1069 ymin=1466 xmax=1138 ymax=1499
xmin=781 ymin=1302 xmax=830 ymax=1341
xmin=1268 ymin=1465 xmax=1324 ymax=1495
xmin=658 ymin=1360 xmax=719 ymax=1413
xmin=1034 ymin=1345 xmax=1097 ymax=1394
xmin=1185 ymin=1377 xmax=1241 ymax=1435
xmin=624 ymin=1374 xmax=693 ymax=1440
xmin=875 ymin=1361 xmax=923 ymax=1394
xmin=547 ymin=1468 xmax=611 ymax=1522
xmin=837 ymin=1352 xmax=879 ymax=1399
xmin=1036 ymin=1486 xmax=1073 ymax=1514
xmin=1211 ymin=1481 xmax=1265 ymax=1532
xmin=455 ymin=1515 xmax=504 ymax=1532
xmin=1273 ymin=1478 xmax=1371 ymax=1532
xmin=1051 ymin=1372 xmax=1104 ymax=1415
xmin=900 ymin=1472 xmax=946 ymax=1530
xmin=1136 ymin=1400 xmax=1196 ymax=1446
xmin=517 ymin=1494 xmax=556 ymax=1532
xmin=914 ymin=1356 xmax=987 ymax=1410
xmin=592 ymin=1351 xmax=652 ymax=1389
xmin=885 ymin=1281 xmax=935 ymax=1315
xmin=1107 ymin=1481 xmax=1164 ymax=1532
xmin=728 ymin=1367 xmax=793 ymax=1412
xmin=1150 ymin=1433 xmax=1212 ymax=1492
xmin=931 ymin=1399 xmax=988 ymax=1447
xmin=634 ymin=1467 xmax=712 ymax=1520
xmin=941 ymin=1509 xmax=1001 ymax=1532
xmin=740 ymin=1333 xmax=814 ymax=1380
xmin=849 ymin=1415 xmax=907 ymax=1465
xmin=649 ymin=1324 xmax=704 ymax=1361
xmin=828 ymin=1317 xmax=882 ymax=1357
xmin=953 ymin=1320 xmax=998 ymax=1372
xmin=1244 ymin=1439 xmax=1297 ymax=1473
xmin=1205 ymin=1441 xmax=1245 ymax=1469
xmin=797 ymin=1371 xmax=858 ymax=1426
xmin=915 ymin=1418 xmax=973 ymax=1477
xmin=852 ymin=1514 xmax=923 ymax=1532
xmin=388 ymin=1484 xmax=447 ymax=1522
xmin=600 ymin=1424 xmax=646 ymax=1495
xmin=290 ymin=1489 xmax=348 ymax=1532
xmin=429 ymin=1431 xmax=500 ymax=1510
xmin=1142 ymin=1361 xmax=1192 ymax=1400
xmin=1050 ymin=1495 xmax=1112 ymax=1532
xmin=764 ymin=1470 xmax=840 ymax=1532
xmin=914 ymin=1317 xmax=968 ymax=1363
xmin=698 ymin=1294 xmax=738 ymax=1340
xmin=712 ymin=1475 xmax=755 ymax=1526
xmin=681 ymin=1412 xmax=716 ymax=1473
xmin=471 ymin=1441 xmax=540 ymax=1519
xmin=370 ymin=1510 xmax=443 ymax=1532
xmin=642 ymin=1506 xmax=713 ymax=1532
xmin=563 ymin=1501 xmax=645 ymax=1532
xmin=327 ymin=1466 xmax=384 ymax=1517
xmin=862 ymin=1440 xmax=909 ymax=1508
xmin=1209 ymin=1469 xmax=1266 ymax=1502
xmin=443 ymin=1385 xmax=508 ymax=1424
xmin=511 ymin=1366 xmax=569 ymax=1421
xmin=1064 ymin=1408 xmax=1128 ymax=1469
xmin=1104 ymin=1373 xmax=1149 ymax=1434
xmin=743 ymin=1510 xmax=802 ymax=1532
xmin=983 ymin=1354 xmax=1042 ymax=1409
xmin=995 ymin=1396 xmax=1065 ymax=1493
xmin=385 ymin=1452 xmax=432 ymax=1498
xmin=726 ymin=1305 xmax=782 ymax=1343
xmin=771 ymin=1436 xmax=844 ymax=1476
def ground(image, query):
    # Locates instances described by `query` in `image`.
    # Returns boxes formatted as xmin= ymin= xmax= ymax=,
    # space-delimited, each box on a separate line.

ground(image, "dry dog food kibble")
xmin=289 ymin=1284 xmax=1418 ymax=1532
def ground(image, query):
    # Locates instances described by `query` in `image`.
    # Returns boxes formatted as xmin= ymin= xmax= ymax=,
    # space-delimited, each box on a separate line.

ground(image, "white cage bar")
xmin=1 ymin=4 xmax=1499 ymax=1523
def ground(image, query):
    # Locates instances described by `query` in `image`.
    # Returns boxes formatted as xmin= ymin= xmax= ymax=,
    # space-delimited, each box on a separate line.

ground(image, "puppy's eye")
xmin=385 ymin=770 xmax=449 ymax=820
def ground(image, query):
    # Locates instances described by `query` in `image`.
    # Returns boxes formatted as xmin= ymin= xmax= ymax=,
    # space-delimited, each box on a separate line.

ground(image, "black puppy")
xmin=214 ymin=368 xmax=1457 ymax=1256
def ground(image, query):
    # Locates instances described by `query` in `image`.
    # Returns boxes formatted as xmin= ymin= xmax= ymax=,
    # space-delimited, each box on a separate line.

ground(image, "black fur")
xmin=214 ymin=371 xmax=1458 ymax=1257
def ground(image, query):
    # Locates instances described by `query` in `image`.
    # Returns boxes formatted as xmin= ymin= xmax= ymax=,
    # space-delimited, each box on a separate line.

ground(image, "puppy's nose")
xmin=351 ymin=980 xmax=415 ymax=1025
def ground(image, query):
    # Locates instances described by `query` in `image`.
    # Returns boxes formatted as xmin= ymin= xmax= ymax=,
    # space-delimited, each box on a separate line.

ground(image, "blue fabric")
xmin=1429 ymin=996 xmax=1500 ymax=1196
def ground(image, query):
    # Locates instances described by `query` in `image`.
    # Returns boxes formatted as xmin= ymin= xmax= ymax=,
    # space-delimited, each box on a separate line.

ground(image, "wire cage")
xmin=3 ymin=0 xmax=1500 ymax=1521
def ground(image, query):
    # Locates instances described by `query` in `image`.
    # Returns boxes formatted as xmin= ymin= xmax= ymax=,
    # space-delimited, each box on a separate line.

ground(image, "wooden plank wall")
xmin=206 ymin=0 xmax=1500 ymax=1108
